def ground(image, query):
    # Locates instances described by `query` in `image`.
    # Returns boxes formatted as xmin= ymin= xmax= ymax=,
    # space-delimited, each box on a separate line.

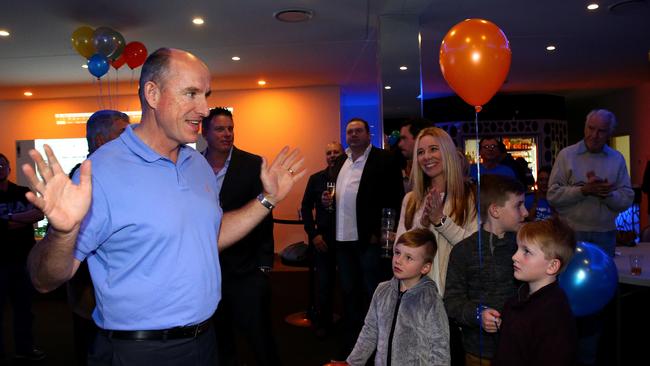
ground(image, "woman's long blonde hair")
xmin=405 ymin=127 xmax=476 ymax=229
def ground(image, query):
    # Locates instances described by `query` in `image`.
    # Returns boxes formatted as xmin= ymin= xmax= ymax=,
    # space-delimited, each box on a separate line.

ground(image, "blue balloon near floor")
xmin=559 ymin=241 xmax=618 ymax=317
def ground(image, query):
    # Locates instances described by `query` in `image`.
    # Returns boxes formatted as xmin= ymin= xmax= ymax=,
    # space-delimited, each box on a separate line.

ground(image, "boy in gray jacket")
xmin=347 ymin=228 xmax=450 ymax=366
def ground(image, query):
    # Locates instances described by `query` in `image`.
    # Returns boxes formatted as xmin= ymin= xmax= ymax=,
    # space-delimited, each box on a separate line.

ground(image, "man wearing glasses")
xmin=469 ymin=137 xmax=516 ymax=181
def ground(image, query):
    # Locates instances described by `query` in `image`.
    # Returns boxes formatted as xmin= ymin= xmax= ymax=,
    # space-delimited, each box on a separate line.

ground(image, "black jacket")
xmin=444 ymin=228 xmax=518 ymax=359
xmin=301 ymin=168 xmax=336 ymax=242
xmin=219 ymin=147 xmax=274 ymax=275
xmin=332 ymin=146 xmax=404 ymax=243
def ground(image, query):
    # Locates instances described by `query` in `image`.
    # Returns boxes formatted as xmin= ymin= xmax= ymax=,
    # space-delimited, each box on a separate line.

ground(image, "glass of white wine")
xmin=326 ymin=182 xmax=336 ymax=212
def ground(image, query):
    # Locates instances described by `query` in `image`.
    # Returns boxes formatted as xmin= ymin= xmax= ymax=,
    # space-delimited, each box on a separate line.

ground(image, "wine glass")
xmin=326 ymin=182 xmax=336 ymax=212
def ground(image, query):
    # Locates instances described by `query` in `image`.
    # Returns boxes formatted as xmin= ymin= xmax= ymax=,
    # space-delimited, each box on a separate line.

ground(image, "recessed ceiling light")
xmin=274 ymin=9 xmax=314 ymax=23
xmin=81 ymin=64 xmax=88 ymax=69
xmin=546 ymin=45 xmax=556 ymax=51
xmin=399 ymin=66 xmax=408 ymax=71
xmin=587 ymin=3 xmax=599 ymax=10
xmin=231 ymin=56 xmax=241 ymax=61
xmin=0 ymin=30 xmax=9 ymax=37
xmin=192 ymin=17 xmax=205 ymax=25
xmin=24 ymin=91 xmax=33 ymax=97
xmin=384 ymin=86 xmax=392 ymax=90
xmin=258 ymin=80 xmax=267 ymax=86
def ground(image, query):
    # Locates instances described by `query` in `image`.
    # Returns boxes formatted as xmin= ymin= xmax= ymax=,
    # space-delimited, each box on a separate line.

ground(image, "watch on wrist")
xmin=259 ymin=266 xmax=272 ymax=274
xmin=257 ymin=193 xmax=276 ymax=210
xmin=433 ymin=215 xmax=446 ymax=228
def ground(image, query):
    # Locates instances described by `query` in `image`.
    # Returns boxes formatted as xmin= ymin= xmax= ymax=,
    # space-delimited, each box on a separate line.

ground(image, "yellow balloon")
xmin=71 ymin=26 xmax=95 ymax=59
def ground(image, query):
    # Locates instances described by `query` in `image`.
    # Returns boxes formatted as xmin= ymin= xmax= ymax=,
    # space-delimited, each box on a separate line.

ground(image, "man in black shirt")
xmin=301 ymin=141 xmax=343 ymax=336
xmin=0 ymin=153 xmax=45 ymax=362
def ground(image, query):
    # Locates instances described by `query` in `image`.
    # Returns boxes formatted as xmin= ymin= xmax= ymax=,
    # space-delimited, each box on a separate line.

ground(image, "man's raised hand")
xmin=21 ymin=145 xmax=92 ymax=234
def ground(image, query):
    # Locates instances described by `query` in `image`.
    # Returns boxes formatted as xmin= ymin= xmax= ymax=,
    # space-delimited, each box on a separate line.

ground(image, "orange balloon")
xmin=439 ymin=19 xmax=511 ymax=111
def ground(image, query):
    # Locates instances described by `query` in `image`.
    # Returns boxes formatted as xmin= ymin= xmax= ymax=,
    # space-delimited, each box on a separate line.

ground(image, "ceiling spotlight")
xmin=0 ymin=30 xmax=9 ymax=37
xmin=399 ymin=66 xmax=408 ymax=71
xmin=274 ymin=9 xmax=313 ymax=23
xmin=192 ymin=17 xmax=205 ymax=25
xmin=24 ymin=91 xmax=33 ymax=97
xmin=587 ymin=3 xmax=599 ymax=10
xmin=546 ymin=45 xmax=557 ymax=51
xmin=258 ymin=80 xmax=267 ymax=86
xmin=82 ymin=64 xmax=88 ymax=69
xmin=231 ymin=56 xmax=241 ymax=61
xmin=384 ymin=86 xmax=392 ymax=90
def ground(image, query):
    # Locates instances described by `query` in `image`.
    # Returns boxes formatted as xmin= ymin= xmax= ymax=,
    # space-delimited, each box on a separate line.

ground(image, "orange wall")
xmin=0 ymin=85 xmax=341 ymax=253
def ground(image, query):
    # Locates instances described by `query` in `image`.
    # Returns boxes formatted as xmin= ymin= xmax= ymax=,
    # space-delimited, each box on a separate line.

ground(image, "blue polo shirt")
xmin=73 ymin=125 xmax=222 ymax=330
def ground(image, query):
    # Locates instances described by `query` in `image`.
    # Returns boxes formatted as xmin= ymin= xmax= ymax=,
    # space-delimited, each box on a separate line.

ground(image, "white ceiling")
xmin=1 ymin=0 xmax=648 ymax=117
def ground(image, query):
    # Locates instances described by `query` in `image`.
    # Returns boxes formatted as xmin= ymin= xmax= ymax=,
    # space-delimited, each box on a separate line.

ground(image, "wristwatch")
xmin=259 ymin=266 xmax=272 ymax=274
xmin=257 ymin=193 xmax=275 ymax=210
xmin=433 ymin=215 xmax=446 ymax=228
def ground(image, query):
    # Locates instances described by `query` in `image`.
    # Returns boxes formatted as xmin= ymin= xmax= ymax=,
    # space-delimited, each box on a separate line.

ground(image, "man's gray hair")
xmin=586 ymin=109 xmax=617 ymax=132
xmin=86 ymin=110 xmax=129 ymax=153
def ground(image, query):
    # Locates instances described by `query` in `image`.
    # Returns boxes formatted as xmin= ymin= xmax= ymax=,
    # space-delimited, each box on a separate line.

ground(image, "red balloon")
xmin=439 ymin=19 xmax=511 ymax=112
xmin=111 ymin=54 xmax=126 ymax=70
xmin=124 ymin=41 xmax=148 ymax=69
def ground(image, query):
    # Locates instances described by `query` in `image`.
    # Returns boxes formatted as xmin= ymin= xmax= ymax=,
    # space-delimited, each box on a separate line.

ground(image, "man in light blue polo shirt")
xmin=21 ymin=48 xmax=305 ymax=366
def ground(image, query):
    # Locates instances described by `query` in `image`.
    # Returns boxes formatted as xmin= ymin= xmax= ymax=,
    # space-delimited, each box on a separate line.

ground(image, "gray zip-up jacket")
xmin=347 ymin=276 xmax=450 ymax=366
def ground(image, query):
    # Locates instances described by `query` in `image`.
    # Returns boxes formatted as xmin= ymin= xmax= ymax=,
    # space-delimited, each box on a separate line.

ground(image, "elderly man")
xmin=22 ymin=48 xmax=304 ymax=366
xmin=548 ymin=109 xmax=633 ymax=366
xmin=301 ymin=141 xmax=344 ymax=337
xmin=548 ymin=109 xmax=633 ymax=256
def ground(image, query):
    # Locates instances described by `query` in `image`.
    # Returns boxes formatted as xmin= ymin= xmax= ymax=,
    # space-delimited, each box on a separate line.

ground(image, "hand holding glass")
xmin=325 ymin=182 xmax=336 ymax=212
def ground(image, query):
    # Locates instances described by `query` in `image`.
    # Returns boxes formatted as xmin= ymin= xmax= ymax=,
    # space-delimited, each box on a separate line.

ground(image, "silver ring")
xmin=288 ymin=168 xmax=295 ymax=175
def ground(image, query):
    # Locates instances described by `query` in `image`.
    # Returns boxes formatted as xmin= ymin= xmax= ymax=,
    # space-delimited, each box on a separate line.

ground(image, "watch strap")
xmin=257 ymin=193 xmax=275 ymax=210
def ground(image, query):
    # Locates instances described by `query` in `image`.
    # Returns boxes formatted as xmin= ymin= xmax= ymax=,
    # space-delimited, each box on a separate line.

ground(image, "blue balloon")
xmin=388 ymin=134 xmax=399 ymax=146
xmin=87 ymin=53 xmax=109 ymax=79
xmin=558 ymin=241 xmax=618 ymax=317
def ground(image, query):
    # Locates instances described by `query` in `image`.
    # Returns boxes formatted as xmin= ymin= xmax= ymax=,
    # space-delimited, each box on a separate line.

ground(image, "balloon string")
xmin=99 ymin=77 xmax=105 ymax=109
xmin=115 ymin=69 xmax=119 ymax=111
xmin=474 ymin=109 xmax=486 ymax=360
xmin=94 ymin=78 xmax=101 ymax=110
xmin=129 ymin=69 xmax=135 ymax=112
xmin=107 ymin=71 xmax=113 ymax=110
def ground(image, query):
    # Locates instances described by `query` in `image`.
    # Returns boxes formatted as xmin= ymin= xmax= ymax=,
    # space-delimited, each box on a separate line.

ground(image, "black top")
xmin=0 ymin=182 xmax=36 ymax=264
xmin=493 ymin=281 xmax=577 ymax=366
xmin=444 ymin=229 xmax=518 ymax=359
xmin=301 ymin=168 xmax=336 ymax=242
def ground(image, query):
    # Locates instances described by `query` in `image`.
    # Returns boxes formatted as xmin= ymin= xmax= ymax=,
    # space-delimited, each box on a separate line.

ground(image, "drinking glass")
xmin=326 ymin=182 xmax=336 ymax=212
xmin=381 ymin=208 xmax=396 ymax=258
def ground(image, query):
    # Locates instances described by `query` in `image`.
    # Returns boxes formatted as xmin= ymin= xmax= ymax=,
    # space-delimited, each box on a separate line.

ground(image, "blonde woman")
xmin=395 ymin=127 xmax=478 ymax=295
